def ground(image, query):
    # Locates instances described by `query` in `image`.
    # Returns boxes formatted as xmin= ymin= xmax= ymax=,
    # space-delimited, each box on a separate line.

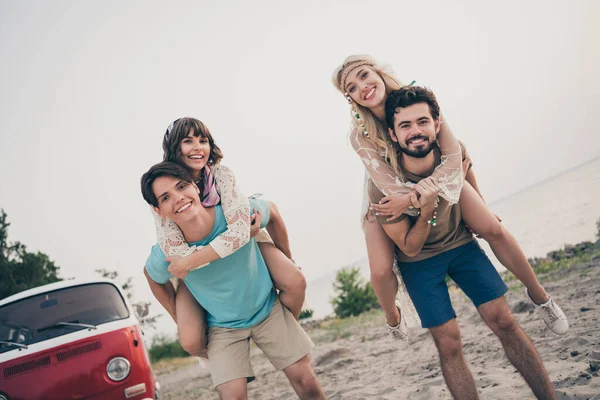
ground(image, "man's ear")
xmin=153 ymin=206 xmax=164 ymax=218
xmin=434 ymin=118 xmax=441 ymax=134
xmin=192 ymin=181 xmax=200 ymax=194
xmin=388 ymin=127 xmax=399 ymax=143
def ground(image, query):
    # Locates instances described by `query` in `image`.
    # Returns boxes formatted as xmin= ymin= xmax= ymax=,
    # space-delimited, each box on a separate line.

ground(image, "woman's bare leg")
xmin=364 ymin=220 xmax=401 ymax=326
xmin=459 ymin=182 xmax=548 ymax=304
xmin=176 ymin=280 xmax=208 ymax=358
xmin=258 ymin=242 xmax=306 ymax=319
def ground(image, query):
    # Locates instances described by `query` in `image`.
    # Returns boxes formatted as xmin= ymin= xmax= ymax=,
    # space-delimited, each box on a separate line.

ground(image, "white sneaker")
xmin=525 ymin=289 xmax=569 ymax=335
xmin=385 ymin=304 xmax=409 ymax=349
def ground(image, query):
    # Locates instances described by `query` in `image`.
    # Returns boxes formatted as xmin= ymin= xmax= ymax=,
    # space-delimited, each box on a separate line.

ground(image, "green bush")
xmin=299 ymin=308 xmax=314 ymax=320
xmin=330 ymin=267 xmax=379 ymax=319
xmin=149 ymin=334 xmax=188 ymax=362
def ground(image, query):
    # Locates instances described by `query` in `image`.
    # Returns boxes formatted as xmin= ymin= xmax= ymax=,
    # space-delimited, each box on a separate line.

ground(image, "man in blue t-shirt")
xmin=141 ymin=162 xmax=325 ymax=399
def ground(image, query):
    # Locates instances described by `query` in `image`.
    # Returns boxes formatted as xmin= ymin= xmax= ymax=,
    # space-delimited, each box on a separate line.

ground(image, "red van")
xmin=0 ymin=278 xmax=160 ymax=400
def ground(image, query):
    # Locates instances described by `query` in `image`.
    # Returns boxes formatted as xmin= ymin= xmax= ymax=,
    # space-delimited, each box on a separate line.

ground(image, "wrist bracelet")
xmin=426 ymin=211 xmax=438 ymax=226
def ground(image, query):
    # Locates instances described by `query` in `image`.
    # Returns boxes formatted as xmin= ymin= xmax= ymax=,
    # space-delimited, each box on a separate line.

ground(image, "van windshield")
xmin=0 ymin=283 xmax=129 ymax=354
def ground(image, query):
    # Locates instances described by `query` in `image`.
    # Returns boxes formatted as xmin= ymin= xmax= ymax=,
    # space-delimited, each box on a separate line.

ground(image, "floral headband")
xmin=339 ymin=60 xmax=375 ymax=93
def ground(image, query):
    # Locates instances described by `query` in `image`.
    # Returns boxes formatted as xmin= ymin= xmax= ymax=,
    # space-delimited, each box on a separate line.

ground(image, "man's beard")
xmin=399 ymin=136 xmax=436 ymax=158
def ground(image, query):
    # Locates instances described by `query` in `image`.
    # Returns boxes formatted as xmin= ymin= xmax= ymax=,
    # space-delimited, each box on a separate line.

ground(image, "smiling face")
xmin=388 ymin=102 xmax=440 ymax=159
xmin=343 ymin=66 xmax=387 ymax=109
xmin=180 ymin=129 xmax=211 ymax=174
xmin=152 ymin=175 xmax=202 ymax=225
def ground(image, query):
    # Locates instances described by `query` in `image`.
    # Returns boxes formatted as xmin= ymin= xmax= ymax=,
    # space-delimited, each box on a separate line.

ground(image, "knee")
xmin=292 ymin=273 xmax=307 ymax=294
xmin=477 ymin=220 xmax=506 ymax=242
xmin=268 ymin=201 xmax=280 ymax=219
xmin=216 ymin=388 xmax=246 ymax=400
xmin=370 ymin=266 xmax=394 ymax=284
xmin=291 ymin=373 xmax=321 ymax=396
xmin=278 ymin=268 xmax=307 ymax=294
xmin=435 ymin=334 xmax=463 ymax=361
xmin=486 ymin=310 xmax=518 ymax=335
xmin=178 ymin=334 xmax=207 ymax=357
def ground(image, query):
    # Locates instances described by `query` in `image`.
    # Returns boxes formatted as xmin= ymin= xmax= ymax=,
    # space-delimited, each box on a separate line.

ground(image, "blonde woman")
xmin=332 ymin=55 xmax=568 ymax=342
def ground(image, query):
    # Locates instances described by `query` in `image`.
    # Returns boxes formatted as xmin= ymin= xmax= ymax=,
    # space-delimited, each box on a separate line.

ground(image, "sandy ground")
xmin=154 ymin=256 xmax=600 ymax=399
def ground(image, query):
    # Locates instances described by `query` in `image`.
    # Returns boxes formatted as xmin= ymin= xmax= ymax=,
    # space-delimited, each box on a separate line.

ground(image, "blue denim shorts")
xmin=398 ymin=240 xmax=508 ymax=329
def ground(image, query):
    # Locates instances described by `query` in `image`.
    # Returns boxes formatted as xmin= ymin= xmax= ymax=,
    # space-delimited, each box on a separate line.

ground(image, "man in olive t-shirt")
xmin=369 ymin=141 xmax=473 ymax=263
xmin=369 ymin=86 xmax=557 ymax=400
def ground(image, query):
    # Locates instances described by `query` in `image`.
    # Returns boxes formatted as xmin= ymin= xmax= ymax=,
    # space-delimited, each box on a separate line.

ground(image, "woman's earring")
xmin=344 ymin=92 xmax=352 ymax=104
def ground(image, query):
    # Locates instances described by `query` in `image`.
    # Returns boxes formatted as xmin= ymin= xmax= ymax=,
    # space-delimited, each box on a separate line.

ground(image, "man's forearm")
xmin=402 ymin=216 xmax=432 ymax=257
xmin=266 ymin=202 xmax=292 ymax=259
xmin=383 ymin=215 xmax=431 ymax=258
xmin=144 ymin=269 xmax=177 ymax=321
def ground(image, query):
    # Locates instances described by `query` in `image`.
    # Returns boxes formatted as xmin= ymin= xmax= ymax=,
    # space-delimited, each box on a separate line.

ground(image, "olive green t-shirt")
xmin=368 ymin=142 xmax=474 ymax=262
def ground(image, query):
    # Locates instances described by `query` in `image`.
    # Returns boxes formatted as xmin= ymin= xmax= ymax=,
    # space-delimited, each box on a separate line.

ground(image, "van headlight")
xmin=106 ymin=357 xmax=131 ymax=381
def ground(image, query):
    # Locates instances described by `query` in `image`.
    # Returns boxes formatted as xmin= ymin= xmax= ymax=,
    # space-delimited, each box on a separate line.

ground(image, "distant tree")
xmin=330 ymin=267 xmax=379 ymax=318
xmin=149 ymin=334 xmax=188 ymax=361
xmin=0 ymin=210 xmax=61 ymax=299
xmin=299 ymin=308 xmax=314 ymax=320
xmin=596 ymin=217 xmax=600 ymax=241
xmin=95 ymin=268 xmax=162 ymax=330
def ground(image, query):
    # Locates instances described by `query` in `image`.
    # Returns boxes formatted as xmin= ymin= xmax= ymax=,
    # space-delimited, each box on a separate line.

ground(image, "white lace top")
xmin=153 ymin=164 xmax=270 ymax=259
xmin=350 ymin=124 xmax=464 ymax=220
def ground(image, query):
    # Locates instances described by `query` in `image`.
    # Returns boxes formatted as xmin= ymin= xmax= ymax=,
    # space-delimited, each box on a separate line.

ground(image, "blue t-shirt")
xmin=145 ymin=199 xmax=276 ymax=329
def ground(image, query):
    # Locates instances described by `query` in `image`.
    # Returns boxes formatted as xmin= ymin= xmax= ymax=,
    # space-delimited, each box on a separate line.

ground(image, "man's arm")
xmin=143 ymin=267 xmax=177 ymax=322
xmin=381 ymin=177 xmax=439 ymax=257
xmin=265 ymin=201 xmax=293 ymax=260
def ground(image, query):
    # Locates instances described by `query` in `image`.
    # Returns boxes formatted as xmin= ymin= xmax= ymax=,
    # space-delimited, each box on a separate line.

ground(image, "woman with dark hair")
xmin=147 ymin=117 xmax=306 ymax=358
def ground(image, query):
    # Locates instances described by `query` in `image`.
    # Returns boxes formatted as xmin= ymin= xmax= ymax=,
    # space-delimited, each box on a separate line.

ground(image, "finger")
xmin=371 ymin=203 xmax=388 ymax=212
xmin=376 ymin=211 xmax=393 ymax=216
xmin=425 ymin=177 xmax=438 ymax=190
xmin=409 ymin=192 xmax=421 ymax=208
xmin=419 ymin=179 xmax=433 ymax=191
xmin=372 ymin=203 xmax=392 ymax=213
xmin=373 ymin=207 xmax=393 ymax=216
xmin=421 ymin=181 xmax=435 ymax=194
xmin=387 ymin=213 xmax=400 ymax=222
xmin=379 ymin=196 xmax=390 ymax=204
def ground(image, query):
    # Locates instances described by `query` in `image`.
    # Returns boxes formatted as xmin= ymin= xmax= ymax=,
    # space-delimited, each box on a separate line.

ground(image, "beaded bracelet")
xmin=427 ymin=211 xmax=438 ymax=226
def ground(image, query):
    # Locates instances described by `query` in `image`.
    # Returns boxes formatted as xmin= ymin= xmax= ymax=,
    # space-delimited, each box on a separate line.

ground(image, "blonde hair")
xmin=332 ymin=54 xmax=406 ymax=175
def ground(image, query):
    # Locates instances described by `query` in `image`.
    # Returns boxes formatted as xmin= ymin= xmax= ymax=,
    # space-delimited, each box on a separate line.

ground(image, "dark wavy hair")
xmin=141 ymin=161 xmax=194 ymax=207
xmin=385 ymin=86 xmax=441 ymax=130
xmin=162 ymin=118 xmax=224 ymax=168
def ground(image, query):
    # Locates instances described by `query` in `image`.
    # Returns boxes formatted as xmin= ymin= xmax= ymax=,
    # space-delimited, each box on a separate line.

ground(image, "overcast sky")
xmin=1 ymin=0 xmax=599 ymax=312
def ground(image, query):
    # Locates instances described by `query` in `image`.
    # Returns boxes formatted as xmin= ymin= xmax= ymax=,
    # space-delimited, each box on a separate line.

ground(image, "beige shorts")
xmin=206 ymin=298 xmax=315 ymax=388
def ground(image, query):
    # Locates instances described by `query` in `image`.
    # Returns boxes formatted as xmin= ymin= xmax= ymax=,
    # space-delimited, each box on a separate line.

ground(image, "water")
xmin=305 ymin=158 xmax=600 ymax=319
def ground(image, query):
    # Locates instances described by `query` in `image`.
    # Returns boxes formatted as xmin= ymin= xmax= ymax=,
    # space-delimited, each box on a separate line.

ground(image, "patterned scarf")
xmin=199 ymin=165 xmax=221 ymax=207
